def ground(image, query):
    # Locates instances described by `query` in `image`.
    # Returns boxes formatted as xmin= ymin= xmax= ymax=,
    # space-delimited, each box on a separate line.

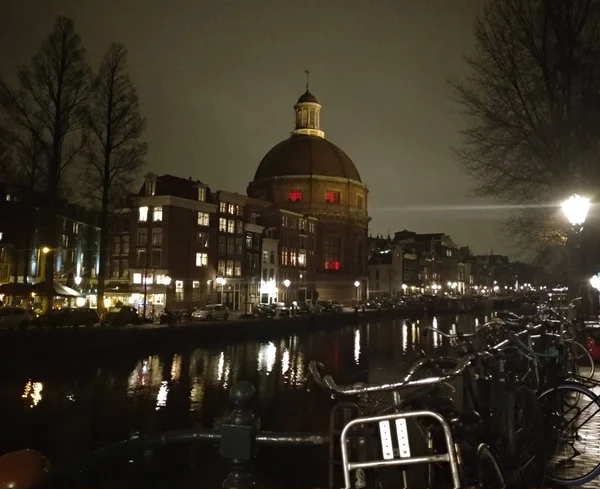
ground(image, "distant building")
xmin=0 ymin=184 xmax=100 ymax=297
xmin=247 ymin=86 xmax=369 ymax=303
xmin=367 ymin=244 xmax=418 ymax=297
xmin=260 ymin=229 xmax=279 ymax=304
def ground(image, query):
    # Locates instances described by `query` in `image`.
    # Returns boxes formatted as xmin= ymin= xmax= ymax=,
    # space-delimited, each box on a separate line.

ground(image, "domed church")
xmin=247 ymin=82 xmax=369 ymax=303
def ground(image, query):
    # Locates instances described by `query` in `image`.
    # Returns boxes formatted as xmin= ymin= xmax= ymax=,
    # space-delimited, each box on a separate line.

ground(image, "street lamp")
xmin=590 ymin=275 xmax=600 ymax=291
xmin=562 ymin=194 xmax=591 ymax=228
xmin=74 ymin=276 xmax=82 ymax=286
xmin=42 ymin=247 xmax=50 ymax=254
xmin=354 ymin=280 xmax=360 ymax=302
xmin=283 ymin=279 xmax=291 ymax=288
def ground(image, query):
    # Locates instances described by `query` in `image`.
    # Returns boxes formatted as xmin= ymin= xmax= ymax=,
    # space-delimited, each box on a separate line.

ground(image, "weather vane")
xmin=305 ymin=69 xmax=310 ymax=91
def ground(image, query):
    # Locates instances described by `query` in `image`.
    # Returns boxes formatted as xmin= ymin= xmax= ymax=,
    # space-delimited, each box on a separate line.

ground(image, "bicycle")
xmin=309 ymin=355 xmax=507 ymax=489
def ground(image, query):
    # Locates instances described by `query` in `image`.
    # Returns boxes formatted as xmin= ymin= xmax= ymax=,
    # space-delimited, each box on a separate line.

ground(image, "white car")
xmin=191 ymin=304 xmax=230 ymax=321
xmin=0 ymin=307 xmax=32 ymax=330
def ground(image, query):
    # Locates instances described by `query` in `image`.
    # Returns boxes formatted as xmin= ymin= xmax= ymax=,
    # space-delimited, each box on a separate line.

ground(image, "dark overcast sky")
xmin=0 ymin=0 xmax=523 ymax=258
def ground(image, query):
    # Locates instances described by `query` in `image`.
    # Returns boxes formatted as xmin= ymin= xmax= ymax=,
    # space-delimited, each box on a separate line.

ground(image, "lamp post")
xmin=562 ymin=194 xmax=591 ymax=306
xmin=354 ymin=280 xmax=360 ymax=302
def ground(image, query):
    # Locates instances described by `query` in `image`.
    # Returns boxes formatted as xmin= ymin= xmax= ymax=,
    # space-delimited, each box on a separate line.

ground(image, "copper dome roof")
xmin=253 ymin=135 xmax=361 ymax=182
xmin=297 ymin=90 xmax=318 ymax=104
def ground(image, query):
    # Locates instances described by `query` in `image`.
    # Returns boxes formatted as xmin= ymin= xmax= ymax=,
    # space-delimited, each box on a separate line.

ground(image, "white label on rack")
xmin=395 ymin=418 xmax=411 ymax=458
xmin=378 ymin=420 xmax=394 ymax=460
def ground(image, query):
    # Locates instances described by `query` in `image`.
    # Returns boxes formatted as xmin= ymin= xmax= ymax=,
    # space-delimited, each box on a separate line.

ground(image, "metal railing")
xmin=38 ymin=381 xmax=328 ymax=488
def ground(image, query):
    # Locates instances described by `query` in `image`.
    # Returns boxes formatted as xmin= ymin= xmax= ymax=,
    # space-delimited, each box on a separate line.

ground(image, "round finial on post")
xmin=0 ymin=449 xmax=50 ymax=489
xmin=229 ymin=381 xmax=256 ymax=409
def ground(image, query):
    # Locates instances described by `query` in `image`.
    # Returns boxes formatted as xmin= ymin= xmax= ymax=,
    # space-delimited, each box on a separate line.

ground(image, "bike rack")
xmin=339 ymin=411 xmax=461 ymax=489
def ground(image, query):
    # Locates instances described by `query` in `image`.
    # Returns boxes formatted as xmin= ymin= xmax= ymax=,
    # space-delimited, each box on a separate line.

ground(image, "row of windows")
xmin=280 ymin=248 xmax=307 ymax=267
xmin=287 ymin=190 xmax=365 ymax=208
xmin=281 ymin=215 xmax=315 ymax=233
xmin=218 ymin=237 xmax=243 ymax=256
xmin=219 ymin=217 xmax=243 ymax=234
xmin=139 ymin=206 xmax=163 ymax=222
xmin=217 ymin=260 xmax=242 ymax=277
xmin=219 ymin=201 xmax=243 ymax=216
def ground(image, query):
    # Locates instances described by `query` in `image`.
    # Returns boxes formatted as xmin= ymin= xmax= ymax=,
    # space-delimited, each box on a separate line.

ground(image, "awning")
xmin=31 ymin=281 xmax=83 ymax=298
xmin=0 ymin=282 xmax=35 ymax=296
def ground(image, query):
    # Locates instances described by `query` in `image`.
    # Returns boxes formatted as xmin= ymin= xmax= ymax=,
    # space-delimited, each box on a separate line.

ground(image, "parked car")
xmin=585 ymin=323 xmax=600 ymax=362
xmin=0 ymin=307 xmax=31 ymax=330
xmin=101 ymin=306 xmax=142 ymax=327
xmin=271 ymin=302 xmax=290 ymax=317
xmin=253 ymin=304 xmax=276 ymax=318
xmin=35 ymin=307 xmax=99 ymax=328
xmin=316 ymin=300 xmax=343 ymax=313
xmin=191 ymin=304 xmax=230 ymax=321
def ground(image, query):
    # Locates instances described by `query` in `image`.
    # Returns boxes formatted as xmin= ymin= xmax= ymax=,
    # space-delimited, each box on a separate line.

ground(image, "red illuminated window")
xmin=288 ymin=191 xmax=302 ymax=202
xmin=325 ymin=191 xmax=340 ymax=203
xmin=325 ymin=259 xmax=340 ymax=270
xmin=323 ymin=236 xmax=341 ymax=271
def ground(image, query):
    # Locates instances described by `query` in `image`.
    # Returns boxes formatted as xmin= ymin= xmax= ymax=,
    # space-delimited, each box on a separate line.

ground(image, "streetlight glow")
xmin=42 ymin=247 xmax=50 ymax=254
xmin=354 ymin=280 xmax=360 ymax=288
xmin=74 ymin=276 xmax=82 ymax=285
xmin=562 ymin=194 xmax=591 ymax=226
xmin=283 ymin=279 xmax=291 ymax=288
xmin=591 ymin=275 xmax=600 ymax=291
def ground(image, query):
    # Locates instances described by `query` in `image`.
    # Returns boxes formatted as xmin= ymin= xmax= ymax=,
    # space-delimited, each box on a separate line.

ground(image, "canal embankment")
xmin=0 ymin=297 xmax=530 ymax=359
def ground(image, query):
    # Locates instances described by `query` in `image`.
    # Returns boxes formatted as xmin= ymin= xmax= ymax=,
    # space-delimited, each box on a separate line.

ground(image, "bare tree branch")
xmin=83 ymin=42 xmax=147 ymax=312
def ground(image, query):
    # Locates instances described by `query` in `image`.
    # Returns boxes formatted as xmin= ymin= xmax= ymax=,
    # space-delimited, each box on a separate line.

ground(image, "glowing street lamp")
xmin=354 ymin=280 xmax=360 ymax=301
xmin=74 ymin=276 xmax=82 ymax=286
xmin=562 ymin=194 xmax=590 ymax=228
xmin=283 ymin=279 xmax=291 ymax=288
xmin=590 ymin=275 xmax=600 ymax=291
xmin=42 ymin=247 xmax=50 ymax=254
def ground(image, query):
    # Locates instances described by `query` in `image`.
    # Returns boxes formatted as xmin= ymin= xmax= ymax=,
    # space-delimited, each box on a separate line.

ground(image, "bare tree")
xmin=0 ymin=16 xmax=90 ymax=309
xmin=452 ymin=0 xmax=600 ymax=242
xmin=84 ymin=43 xmax=147 ymax=312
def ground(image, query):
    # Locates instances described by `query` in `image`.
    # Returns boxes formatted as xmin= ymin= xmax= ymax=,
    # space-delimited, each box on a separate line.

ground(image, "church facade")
xmin=247 ymin=86 xmax=369 ymax=303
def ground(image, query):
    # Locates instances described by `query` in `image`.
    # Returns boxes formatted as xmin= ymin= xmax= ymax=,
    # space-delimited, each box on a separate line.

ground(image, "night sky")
xmin=1 ymin=1 xmax=520 ymax=257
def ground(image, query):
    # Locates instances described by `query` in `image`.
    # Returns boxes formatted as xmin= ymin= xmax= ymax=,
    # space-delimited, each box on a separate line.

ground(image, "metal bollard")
xmin=220 ymin=381 xmax=258 ymax=489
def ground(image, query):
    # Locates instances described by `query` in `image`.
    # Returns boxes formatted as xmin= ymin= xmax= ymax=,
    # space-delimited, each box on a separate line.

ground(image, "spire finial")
xmin=305 ymin=70 xmax=310 ymax=91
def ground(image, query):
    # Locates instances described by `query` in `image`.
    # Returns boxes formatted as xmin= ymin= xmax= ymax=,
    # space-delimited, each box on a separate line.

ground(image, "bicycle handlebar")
xmin=308 ymin=354 xmax=480 ymax=396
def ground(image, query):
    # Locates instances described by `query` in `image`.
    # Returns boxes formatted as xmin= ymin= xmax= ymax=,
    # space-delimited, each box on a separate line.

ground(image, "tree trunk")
xmin=97 ymin=168 xmax=110 ymax=314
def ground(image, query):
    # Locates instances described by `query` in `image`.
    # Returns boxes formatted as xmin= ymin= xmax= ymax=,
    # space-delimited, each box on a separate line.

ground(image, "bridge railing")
xmin=0 ymin=381 xmax=329 ymax=489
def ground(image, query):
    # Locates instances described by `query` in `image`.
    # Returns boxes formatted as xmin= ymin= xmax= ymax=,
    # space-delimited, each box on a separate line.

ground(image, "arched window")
xmin=302 ymin=109 xmax=308 ymax=126
xmin=308 ymin=109 xmax=315 ymax=128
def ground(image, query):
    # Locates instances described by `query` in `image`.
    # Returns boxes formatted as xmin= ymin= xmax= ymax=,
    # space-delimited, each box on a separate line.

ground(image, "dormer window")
xmin=198 ymin=186 xmax=206 ymax=202
xmin=145 ymin=180 xmax=156 ymax=196
xmin=288 ymin=191 xmax=302 ymax=202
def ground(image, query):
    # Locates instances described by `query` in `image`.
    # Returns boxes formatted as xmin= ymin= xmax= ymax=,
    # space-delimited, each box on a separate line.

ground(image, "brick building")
xmin=247 ymin=86 xmax=369 ymax=303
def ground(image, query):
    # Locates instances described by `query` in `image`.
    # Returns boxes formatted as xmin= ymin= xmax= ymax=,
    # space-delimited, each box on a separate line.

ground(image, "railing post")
xmin=220 ymin=381 xmax=257 ymax=489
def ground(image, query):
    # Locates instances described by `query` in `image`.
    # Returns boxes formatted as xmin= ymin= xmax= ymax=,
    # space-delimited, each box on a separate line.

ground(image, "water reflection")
xmin=1 ymin=313 xmax=484 ymax=478
xmin=354 ymin=329 xmax=361 ymax=365
xmin=22 ymin=380 xmax=43 ymax=408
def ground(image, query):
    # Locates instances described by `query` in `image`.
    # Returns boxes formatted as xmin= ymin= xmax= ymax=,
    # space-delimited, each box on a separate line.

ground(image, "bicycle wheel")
xmin=538 ymin=382 xmax=600 ymax=486
xmin=475 ymin=444 xmax=506 ymax=489
xmin=504 ymin=384 xmax=546 ymax=488
xmin=565 ymin=339 xmax=595 ymax=380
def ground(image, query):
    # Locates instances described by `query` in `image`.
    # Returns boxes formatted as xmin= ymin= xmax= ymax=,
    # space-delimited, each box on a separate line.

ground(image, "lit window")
xmin=192 ymin=281 xmax=200 ymax=300
xmin=299 ymin=253 xmax=306 ymax=266
xmin=290 ymin=252 xmax=297 ymax=266
xmin=0 ymin=231 xmax=3 ymax=241
xmin=5 ymin=194 xmax=11 ymax=201
xmin=153 ymin=206 xmax=163 ymax=222
xmin=198 ymin=187 xmax=206 ymax=202
xmin=288 ymin=191 xmax=302 ymax=202
xmin=219 ymin=217 xmax=227 ymax=232
xmin=226 ymin=260 xmax=234 ymax=277
xmin=197 ymin=232 xmax=209 ymax=247
xmin=198 ymin=212 xmax=209 ymax=226
xmin=139 ymin=206 xmax=148 ymax=222
xmin=234 ymin=261 xmax=241 ymax=277
xmin=324 ymin=236 xmax=341 ymax=271
xmin=325 ymin=191 xmax=340 ymax=203
xmin=228 ymin=204 xmax=235 ymax=215
xmin=196 ymin=252 xmax=208 ymax=267
xmin=227 ymin=220 xmax=235 ymax=234
xmin=220 ymin=202 xmax=227 ymax=213
xmin=152 ymin=228 xmax=162 ymax=245
xmin=217 ymin=260 xmax=226 ymax=275
xmin=133 ymin=273 xmax=142 ymax=284
xmin=175 ymin=280 xmax=183 ymax=301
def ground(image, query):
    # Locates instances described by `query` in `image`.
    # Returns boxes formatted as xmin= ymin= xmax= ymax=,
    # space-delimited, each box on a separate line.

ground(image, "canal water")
xmin=0 ymin=313 xmax=485 ymax=488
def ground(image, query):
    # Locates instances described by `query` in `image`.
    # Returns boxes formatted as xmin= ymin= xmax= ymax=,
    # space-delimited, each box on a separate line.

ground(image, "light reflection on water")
xmin=2 ymin=314 xmax=482 ymax=473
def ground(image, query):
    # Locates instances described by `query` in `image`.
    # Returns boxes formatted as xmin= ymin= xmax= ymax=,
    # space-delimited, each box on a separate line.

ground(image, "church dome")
xmin=253 ymin=135 xmax=361 ymax=182
xmin=252 ymin=84 xmax=362 ymax=183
